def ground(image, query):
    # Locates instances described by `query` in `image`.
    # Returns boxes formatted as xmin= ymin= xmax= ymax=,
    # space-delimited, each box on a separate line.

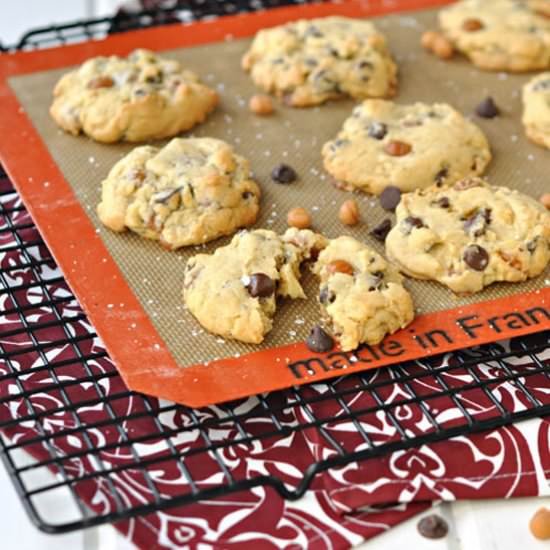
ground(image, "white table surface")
xmin=1 ymin=457 xmax=548 ymax=550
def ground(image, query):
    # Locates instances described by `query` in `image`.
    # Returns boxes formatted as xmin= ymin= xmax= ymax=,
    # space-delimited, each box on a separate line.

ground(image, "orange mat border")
xmin=0 ymin=0 xmax=548 ymax=407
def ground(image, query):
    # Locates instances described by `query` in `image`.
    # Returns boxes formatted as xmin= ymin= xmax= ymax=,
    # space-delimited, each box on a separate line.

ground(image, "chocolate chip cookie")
xmin=50 ymin=49 xmax=218 ymax=143
xmin=322 ymin=100 xmax=491 ymax=195
xmin=385 ymin=178 xmax=550 ymax=293
xmin=313 ymin=236 xmax=414 ymax=351
xmin=241 ymin=16 xmax=397 ymax=107
xmin=522 ymin=72 xmax=550 ymax=149
xmin=439 ymin=0 xmax=550 ymax=72
xmin=97 ymin=137 xmax=261 ymax=249
xmin=183 ymin=228 xmax=327 ymax=344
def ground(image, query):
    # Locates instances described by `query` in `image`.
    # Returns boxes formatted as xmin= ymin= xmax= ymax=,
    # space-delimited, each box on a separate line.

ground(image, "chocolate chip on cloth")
xmin=385 ymin=177 xmax=550 ymax=293
xmin=417 ymin=514 xmax=449 ymax=539
xmin=313 ymin=236 xmax=414 ymax=351
xmin=246 ymin=273 xmax=276 ymax=297
xmin=322 ymin=100 xmax=490 ymax=195
xmin=306 ymin=325 xmax=334 ymax=353
xmin=183 ymin=228 xmax=327 ymax=344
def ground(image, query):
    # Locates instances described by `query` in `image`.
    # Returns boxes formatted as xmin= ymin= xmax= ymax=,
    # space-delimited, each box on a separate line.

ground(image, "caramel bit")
xmin=327 ymin=260 xmax=354 ymax=276
xmin=287 ymin=207 xmax=312 ymax=229
xmin=421 ymin=31 xmax=454 ymax=59
xmin=540 ymin=193 xmax=550 ymax=210
xmin=384 ymin=140 xmax=412 ymax=156
xmin=462 ymin=18 xmax=484 ymax=31
xmin=529 ymin=507 xmax=550 ymax=540
xmin=338 ymin=199 xmax=360 ymax=226
xmin=249 ymin=94 xmax=274 ymax=116
xmin=87 ymin=76 xmax=115 ymax=89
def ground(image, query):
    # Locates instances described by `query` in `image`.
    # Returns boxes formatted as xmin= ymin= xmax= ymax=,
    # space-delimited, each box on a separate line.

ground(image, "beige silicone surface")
xmin=8 ymin=8 xmax=549 ymax=367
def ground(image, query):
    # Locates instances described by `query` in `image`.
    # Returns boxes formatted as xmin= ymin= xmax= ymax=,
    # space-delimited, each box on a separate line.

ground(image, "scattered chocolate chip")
xmin=246 ymin=273 xmax=276 ymax=298
xmin=370 ymin=219 xmax=392 ymax=242
xmin=435 ymin=196 xmax=450 ymax=208
xmin=379 ymin=186 xmax=402 ymax=211
xmin=368 ymin=122 xmax=388 ymax=140
xmin=271 ymin=163 xmax=297 ymax=184
xmin=475 ymin=97 xmax=499 ymax=118
xmin=384 ymin=140 xmax=412 ymax=156
xmin=462 ymin=18 xmax=484 ymax=31
xmin=463 ymin=244 xmax=489 ymax=271
xmin=417 ymin=514 xmax=449 ymax=539
xmin=306 ymin=325 xmax=334 ymax=353
xmin=242 ymin=191 xmax=255 ymax=199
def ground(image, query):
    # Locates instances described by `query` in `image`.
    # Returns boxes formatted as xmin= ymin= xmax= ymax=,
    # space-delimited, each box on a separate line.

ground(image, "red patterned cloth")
xmin=1 ymin=175 xmax=550 ymax=549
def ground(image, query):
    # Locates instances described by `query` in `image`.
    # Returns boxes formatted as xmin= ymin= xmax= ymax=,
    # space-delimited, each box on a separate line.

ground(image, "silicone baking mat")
xmin=0 ymin=0 xmax=549 ymax=406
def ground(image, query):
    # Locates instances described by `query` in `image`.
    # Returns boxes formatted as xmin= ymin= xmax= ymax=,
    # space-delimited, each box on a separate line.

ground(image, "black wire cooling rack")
xmin=1 ymin=0 xmax=550 ymax=536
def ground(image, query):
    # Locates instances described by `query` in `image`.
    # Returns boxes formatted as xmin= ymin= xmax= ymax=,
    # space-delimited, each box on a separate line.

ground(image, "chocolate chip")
xmin=435 ymin=196 xmax=450 ymax=208
xmin=435 ymin=167 xmax=449 ymax=185
xmin=306 ymin=325 xmax=334 ymax=353
xmin=368 ymin=271 xmax=385 ymax=291
xmin=271 ymin=164 xmax=297 ymax=184
xmin=358 ymin=60 xmax=373 ymax=69
xmin=379 ymin=186 xmax=402 ymax=211
xmin=319 ymin=286 xmax=335 ymax=304
xmin=246 ymin=273 xmax=275 ymax=297
xmin=370 ymin=219 xmax=392 ymax=242
xmin=402 ymin=216 xmax=425 ymax=233
xmin=475 ymin=97 xmax=499 ymax=118
xmin=417 ymin=514 xmax=449 ymax=539
xmin=533 ymin=79 xmax=550 ymax=91
xmin=242 ymin=191 xmax=255 ymax=199
xmin=368 ymin=122 xmax=388 ymax=140
xmin=527 ymin=237 xmax=539 ymax=253
xmin=463 ymin=244 xmax=489 ymax=271
xmin=463 ymin=208 xmax=491 ymax=237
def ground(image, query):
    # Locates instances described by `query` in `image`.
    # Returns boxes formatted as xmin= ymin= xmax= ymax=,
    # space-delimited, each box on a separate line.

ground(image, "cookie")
xmin=522 ymin=72 xmax=550 ymax=149
xmin=50 ymin=49 xmax=218 ymax=143
xmin=241 ymin=16 xmax=397 ymax=107
xmin=322 ymin=100 xmax=491 ymax=195
xmin=97 ymin=137 xmax=261 ymax=249
xmin=439 ymin=0 xmax=550 ymax=72
xmin=385 ymin=178 xmax=550 ymax=294
xmin=313 ymin=236 xmax=414 ymax=351
xmin=183 ymin=228 xmax=327 ymax=344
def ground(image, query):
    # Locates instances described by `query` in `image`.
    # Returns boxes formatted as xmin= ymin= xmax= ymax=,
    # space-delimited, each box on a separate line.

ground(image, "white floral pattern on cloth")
xmin=1 ymin=174 xmax=550 ymax=549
